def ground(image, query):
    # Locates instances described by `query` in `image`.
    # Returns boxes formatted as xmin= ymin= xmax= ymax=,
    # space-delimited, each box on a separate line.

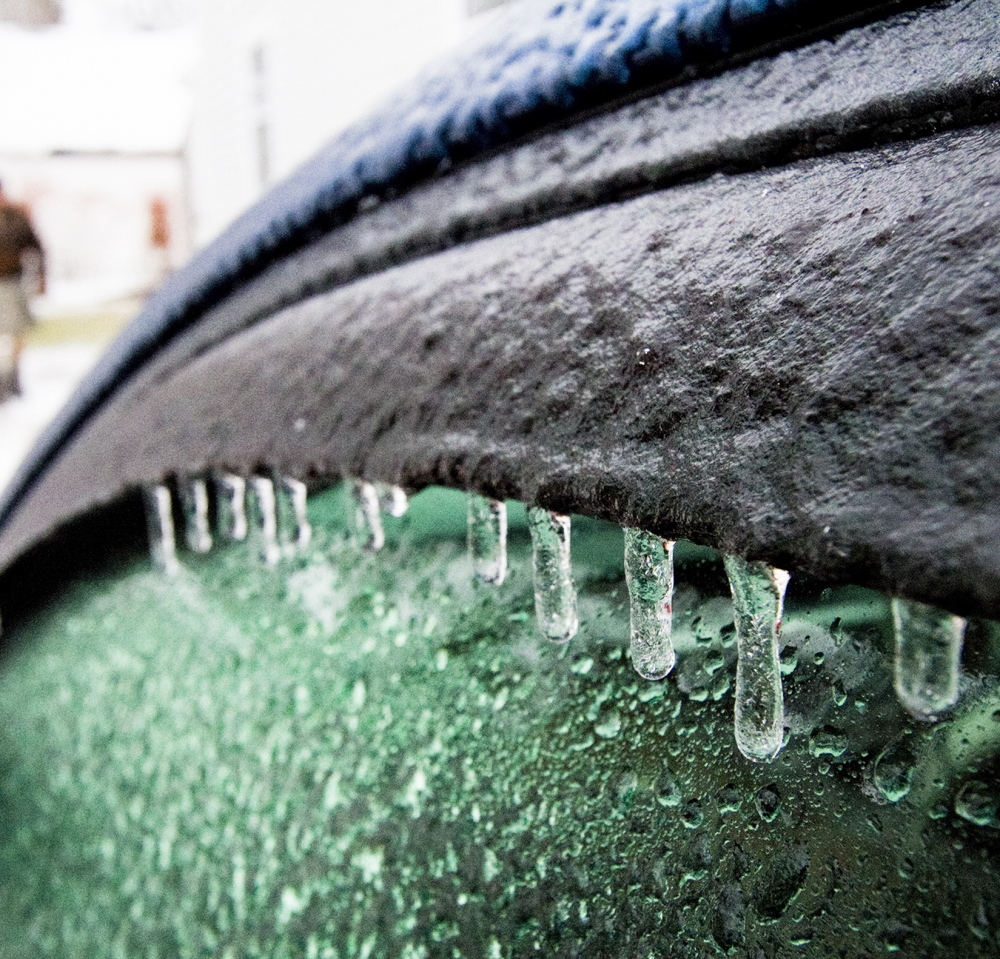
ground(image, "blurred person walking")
xmin=0 ymin=180 xmax=44 ymax=400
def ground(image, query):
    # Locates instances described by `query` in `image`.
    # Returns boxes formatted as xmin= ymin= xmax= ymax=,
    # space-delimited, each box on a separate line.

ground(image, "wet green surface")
xmin=1 ymin=486 xmax=1000 ymax=957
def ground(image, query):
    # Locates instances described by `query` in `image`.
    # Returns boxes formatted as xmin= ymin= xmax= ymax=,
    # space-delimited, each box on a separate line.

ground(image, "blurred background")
xmin=0 ymin=0 xmax=517 ymax=488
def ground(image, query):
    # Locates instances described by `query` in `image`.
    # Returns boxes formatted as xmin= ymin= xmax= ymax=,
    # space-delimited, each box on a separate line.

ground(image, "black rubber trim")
xmin=0 ymin=0 xmax=991 ymax=534
xmin=3 ymin=121 xmax=999 ymax=621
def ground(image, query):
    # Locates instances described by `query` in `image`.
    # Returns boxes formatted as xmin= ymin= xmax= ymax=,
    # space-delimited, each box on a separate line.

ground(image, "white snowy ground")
xmin=0 ymin=342 xmax=103 ymax=495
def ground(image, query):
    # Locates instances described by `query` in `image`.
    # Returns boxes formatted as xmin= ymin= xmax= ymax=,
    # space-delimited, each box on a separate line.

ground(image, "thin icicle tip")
xmin=215 ymin=474 xmax=248 ymax=542
xmin=141 ymin=483 xmax=179 ymax=575
xmin=376 ymin=483 xmax=409 ymax=518
xmin=892 ymin=597 xmax=965 ymax=721
xmin=248 ymin=476 xmax=281 ymax=567
xmin=277 ymin=476 xmax=313 ymax=553
xmin=468 ymin=493 xmax=507 ymax=586
xmin=723 ymin=554 xmax=789 ymax=763
xmin=350 ymin=480 xmax=385 ymax=553
xmin=624 ymin=528 xmax=675 ymax=681
xmin=527 ymin=506 xmax=578 ymax=643
xmin=179 ymin=477 xmax=213 ymax=555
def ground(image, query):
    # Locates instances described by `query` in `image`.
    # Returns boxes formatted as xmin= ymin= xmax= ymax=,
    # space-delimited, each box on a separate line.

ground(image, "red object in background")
xmin=149 ymin=196 xmax=171 ymax=250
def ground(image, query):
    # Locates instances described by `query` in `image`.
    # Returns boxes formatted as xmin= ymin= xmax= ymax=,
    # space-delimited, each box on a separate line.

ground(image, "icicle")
xmin=624 ymin=528 xmax=675 ymax=680
xmin=892 ymin=597 xmax=965 ymax=720
xmin=376 ymin=483 xmax=409 ymax=518
xmin=350 ymin=480 xmax=385 ymax=552
xmin=275 ymin=476 xmax=312 ymax=553
xmin=723 ymin=554 xmax=789 ymax=762
xmin=141 ymin=483 xmax=179 ymax=574
xmin=527 ymin=506 xmax=578 ymax=643
xmin=468 ymin=493 xmax=507 ymax=585
xmin=247 ymin=476 xmax=281 ymax=566
xmin=214 ymin=474 xmax=248 ymax=541
xmin=178 ymin=477 xmax=213 ymax=554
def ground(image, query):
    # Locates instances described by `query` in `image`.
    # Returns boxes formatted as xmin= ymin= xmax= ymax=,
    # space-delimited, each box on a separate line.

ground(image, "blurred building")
xmin=0 ymin=0 xmax=523 ymax=315
xmin=184 ymin=0 xmax=469 ymax=246
xmin=0 ymin=0 xmax=59 ymax=26
xmin=0 ymin=15 xmax=194 ymax=313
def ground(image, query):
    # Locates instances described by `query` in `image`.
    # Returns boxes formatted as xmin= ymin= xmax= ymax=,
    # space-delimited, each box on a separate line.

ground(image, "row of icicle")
xmin=143 ymin=478 xmax=967 ymax=763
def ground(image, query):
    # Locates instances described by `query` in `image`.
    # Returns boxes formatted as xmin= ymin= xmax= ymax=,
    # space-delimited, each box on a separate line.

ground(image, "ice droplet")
xmin=141 ymin=483 xmax=179 ymax=575
xmin=275 ymin=476 xmax=312 ymax=552
xmin=527 ymin=507 xmax=577 ymax=643
xmin=376 ymin=483 xmax=409 ymax=517
xmin=178 ymin=477 xmax=213 ymax=554
xmin=955 ymin=779 xmax=999 ymax=827
xmin=623 ymin=528 xmax=675 ymax=680
xmin=723 ymin=554 xmax=789 ymax=762
xmin=892 ymin=597 xmax=964 ymax=720
xmin=247 ymin=476 xmax=281 ymax=566
xmin=350 ymin=480 xmax=385 ymax=552
xmin=467 ymin=494 xmax=507 ymax=585
xmin=873 ymin=738 xmax=915 ymax=803
xmin=214 ymin=474 xmax=248 ymax=541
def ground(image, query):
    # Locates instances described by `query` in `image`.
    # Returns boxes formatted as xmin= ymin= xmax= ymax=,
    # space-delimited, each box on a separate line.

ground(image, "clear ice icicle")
xmin=178 ymin=477 xmax=213 ymax=554
xmin=214 ymin=474 xmax=248 ymax=541
xmin=891 ymin=597 xmax=965 ymax=720
xmin=275 ymin=476 xmax=312 ymax=552
xmin=468 ymin=493 xmax=507 ymax=585
xmin=350 ymin=480 xmax=385 ymax=552
xmin=247 ymin=476 xmax=281 ymax=566
xmin=624 ymin=528 xmax=675 ymax=680
xmin=376 ymin=483 xmax=409 ymax=517
xmin=723 ymin=554 xmax=790 ymax=762
xmin=141 ymin=483 xmax=179 ymax=574
xmin=527 ymin=506 xmax=578 ymax=643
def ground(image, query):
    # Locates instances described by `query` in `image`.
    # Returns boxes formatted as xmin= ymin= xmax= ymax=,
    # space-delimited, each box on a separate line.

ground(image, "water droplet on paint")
xmin=754 ymin=783 xmax=781 ymax=822
xmin=214 ymin=474 xmax=248 ymax=541
xmin=808 ymin=725 xmax=848 ymax=758
xmin=955 ymin=779 xmax=999 ymax=827
xmin=350 ymin=480 xmax=385 ymax=553
xmin=527 ymin=507 xmax=577 ymax=643
xmin=623 ymin=527 xmax=675 ymax=680
xmin=873 ymin=738 xmax=915 ymax=803
xmin=275 ymin=476 xmax=312 ymax=552
xmin=247 ymin=476 xmax=281 ymax=566
xmin=141 ymin=483 xmax=179 ymax=574
xmin=178 ymin=477 xmax=213 ymax=554
xmin=723 ymin=555 xmax=789 ymax=762
xmin=594 ymin=710 xmax=622 ymax=738
xmin=891 ymin=597 xmax=964 ymax=720
xmin=467 ymin=494 xmax=507 ymax=585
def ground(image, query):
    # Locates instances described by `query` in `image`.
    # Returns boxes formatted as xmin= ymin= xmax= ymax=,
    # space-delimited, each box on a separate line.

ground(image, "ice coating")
xmin=723 ymin=555 xmax=790 ymax=762
xmin=247 ymin=477 xmax=281 ymax=566
xmin=350 ymin=480 xmax=385 ymax=553
xmin=178 ymin=478 xmax=213 ymax=554
xmin=467 ymin=494 xmax=507 ymax=585
xmin=526 ymin=507 xmax=577 ymax=643
xmin=277 ymin=476 xmax=312 ymax=553
xmin=214 ymin=474 xmax=248 ymax=542
xmin=141 ymin=483 xmax=179 ymax=575
xmin=623 ymin=528 xmax=675 ymax=680
xmin=891 ymin=597 xmax=965 ymax=720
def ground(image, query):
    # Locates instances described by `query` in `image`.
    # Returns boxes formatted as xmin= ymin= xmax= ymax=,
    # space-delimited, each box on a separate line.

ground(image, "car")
xmin=1 ymin=0 xmax=998 ymax=954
